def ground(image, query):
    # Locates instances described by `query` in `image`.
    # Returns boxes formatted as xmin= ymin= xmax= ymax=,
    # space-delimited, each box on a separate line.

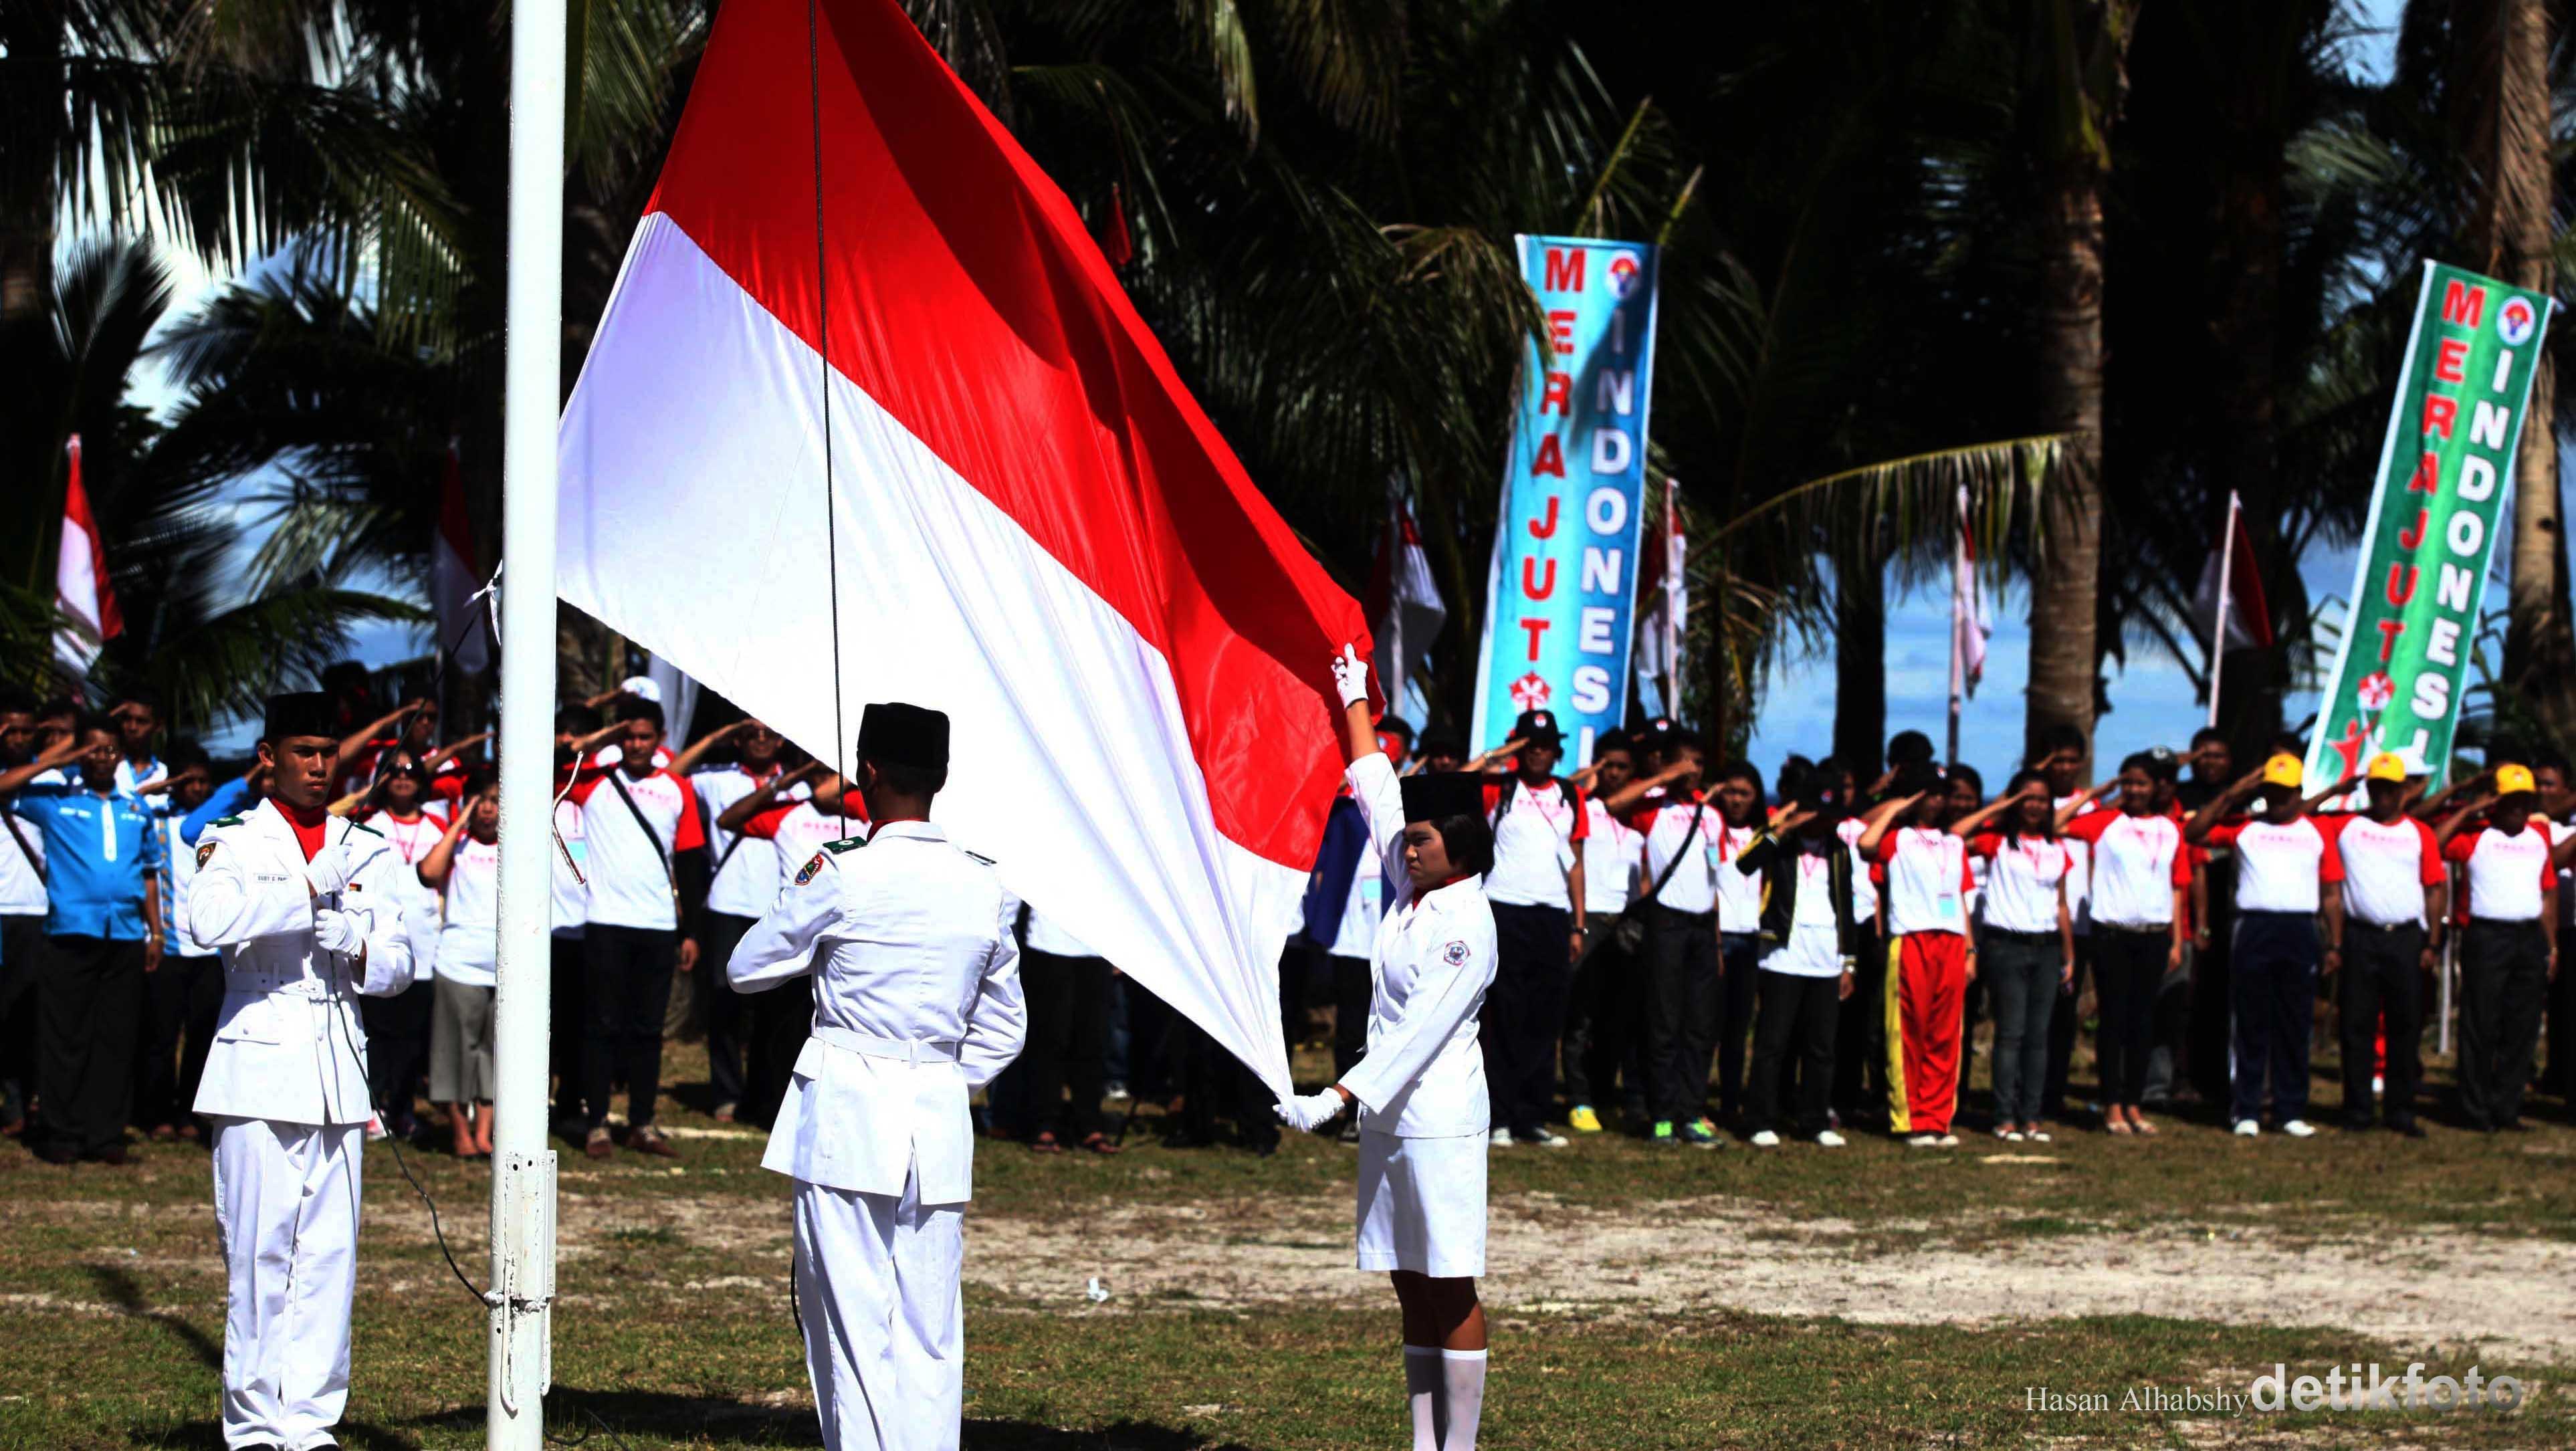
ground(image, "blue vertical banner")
xmin=1470 ymin=235 xmax=1662 ymax=758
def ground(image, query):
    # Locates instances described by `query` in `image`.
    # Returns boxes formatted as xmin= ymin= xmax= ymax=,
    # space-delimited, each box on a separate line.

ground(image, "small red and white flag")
xmin=557 ymin=0 xmax=1367 ymax=1095
xmin=1632 ymin=476 xmax=1685 ymax=718
xmin=1951 ymin=484 xmax=1990 ymax=700
xmin=1364 ymin=481 xmax=1445 ymax=717
xmin=53 ymin=435 xmax=122 ymax=676
xmin=2192 ymin=490 xmax=2274 ymax=654
xmin=433 ymin=441 xmax=492 ymax=675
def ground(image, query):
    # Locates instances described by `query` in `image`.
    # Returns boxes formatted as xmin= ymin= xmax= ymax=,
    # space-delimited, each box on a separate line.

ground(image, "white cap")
xmin=617 ymin=675 xmax=663 ymax=703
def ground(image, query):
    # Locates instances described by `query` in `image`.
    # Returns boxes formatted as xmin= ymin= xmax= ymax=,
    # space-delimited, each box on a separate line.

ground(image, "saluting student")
xmin=187 ymin=693 xmax=417 ymax=1451
xmin=1949 ymin=772 xmax=2074 ymax=1142
xmin=2185 ymin=754 xmax=2345 ymax=1138
xmin=1279 ymin=645 xmax=1497 ymax=1451
xmin=691 ymin=717 xmax=799 ymax=1120
xmin=2060 ymin=754 xmax=2191 ymax=1135
xmin=1594 ymin=731 xmax=1729 ymax=1147
xmin=717 ymin=760 xmax=863 ymax=1128
xmin=419 ymin=773 xmax=502 ymax=1158
xmin=2439 ymin=765 xmax=2559 ymax=1133
xmin=1855 ymin=768 xmax=1975 ymax=1146
xmin=1738 ymin=776 xmax=1872 ymax=1148
xmin=1560 ymin=732 xmax=1642 ymax=1134
xmin=2321 ymin=753 xmax=2444 ymax=1135
xmin=0 ymin=691 xmax=49 ymax=1135
xmin=135 ymin=741 xmax=223 ymax=1143
xmin=727 ymin=702 xmax=1025 ymax=1451
xmin=1475 ymin=707 xmax=1586 ymax=1147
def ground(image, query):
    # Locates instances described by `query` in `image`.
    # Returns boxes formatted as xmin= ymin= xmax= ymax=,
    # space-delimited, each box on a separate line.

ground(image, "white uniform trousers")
xmin=210 ymin=1115 xmax=364 ymax=1451
xmin=793 ymin=1171 xmax=965 ymax=1451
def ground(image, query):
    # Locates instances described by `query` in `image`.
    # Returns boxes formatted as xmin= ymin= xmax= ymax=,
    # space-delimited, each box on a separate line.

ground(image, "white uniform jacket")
xmin=186 ymin=800 xmax=418 ymax=1125
xmin=728 ymin=820 xmax=1027 ymax=1205
xmin=1339 ymin=754 xmax=1498 ymax=1139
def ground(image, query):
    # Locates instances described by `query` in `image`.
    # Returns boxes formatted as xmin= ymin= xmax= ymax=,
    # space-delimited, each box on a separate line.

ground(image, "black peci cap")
xmin=261 ymin=693 xmax=337 ymax=743
xmin=857 ymin=701 xmax=950 ymax=772
xmin=1400 ymin=771 xmax=1486 ymax=825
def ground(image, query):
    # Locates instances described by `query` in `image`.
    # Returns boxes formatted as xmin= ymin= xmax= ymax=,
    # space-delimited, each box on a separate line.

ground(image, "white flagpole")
xmin=490 ymin=0 xmax=565 ymax=1442
xmin=1947 ymin=485 xmax=1967 ymax=765
xmin=1661 ymin=478 xmax=1681 ymax=720
xmin=2206 ymin=491 xmax=2240 ymax=730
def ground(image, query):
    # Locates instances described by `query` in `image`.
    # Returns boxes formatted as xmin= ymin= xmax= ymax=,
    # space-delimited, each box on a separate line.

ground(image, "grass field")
xmin=3 ymin=1038 xmax=2571 ymax=1450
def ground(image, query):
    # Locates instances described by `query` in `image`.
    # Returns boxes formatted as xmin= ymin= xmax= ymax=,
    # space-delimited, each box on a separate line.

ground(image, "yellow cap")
xmin=2261 ymin=753 xmax=2304 ymax=788
xmin=2495 ymin=763 xmax=2537 ymax=796
xmin=2365 ymin=752 xmax=2408 ymax=783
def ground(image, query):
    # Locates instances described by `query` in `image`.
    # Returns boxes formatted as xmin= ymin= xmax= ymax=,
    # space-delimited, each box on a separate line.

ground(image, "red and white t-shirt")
xmin=566 ymin=765 xmax=706 ymax=930
xmin=2053 ymin=794 xmax=2093 ymax=929
xmin=1872 ymin=826 xmax=1972 ymax=936
xmin=1966 ymin=832 xmax=2072 ymax=935
xmin=1627 ymin=790 xmax=1724 ymax=915
xmin=2066 ymin=810 xmax=2188 ymax=929
xmin=1482 ymin=777 xmax=1590 ymax=910
xmin=2199 ymin=816 xmax=2341 ymax=913
xmin=436 ymin=833 xmax=502 ymax=987
xmin=1580 ymin=796 xmax=1642 ymax=917
xmin=2444 ymin=824 xmax=2555 ymax=924
xmin=2323 ymin=814 xmax=2442 ymax=927
xmin=1711 ymin=822 xmax=1764 ymax=933
xmin=746 ymin=799 xmax=866 ymax=885
xmin=361 ymin=802 xmax=453 ymax=866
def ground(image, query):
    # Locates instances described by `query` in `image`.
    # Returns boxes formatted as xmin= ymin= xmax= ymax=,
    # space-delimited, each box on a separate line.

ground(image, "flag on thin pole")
xmin=1947 ymin=485 xmax=1990 ymax=763
xmin=2193 ymin=490 xmax=2272 ymax=724
xmin=53 ymin=435 xmax=122 ymax=677
xmin=1364 ymin=480 xmax=1446 ymax=722
xmin=556 ymin=0 xmax=1368 ymax=1097
xmin=1632 ymin=476 xmax=1685 ymax=719
xmin=433 ymin=441 xmax=493 ymax=676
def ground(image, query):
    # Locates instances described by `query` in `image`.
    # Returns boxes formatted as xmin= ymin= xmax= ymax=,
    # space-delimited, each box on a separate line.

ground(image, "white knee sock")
xmin=1440 ymin=1348 xmax=1487 ymax=1450
xmin=1404 ymin=1345 xmax=1442 ymax=1451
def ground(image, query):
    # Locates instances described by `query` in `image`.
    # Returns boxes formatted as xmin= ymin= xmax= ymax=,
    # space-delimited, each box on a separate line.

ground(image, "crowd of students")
xmin=2 ymin=668 xmax=2568 ymax=1167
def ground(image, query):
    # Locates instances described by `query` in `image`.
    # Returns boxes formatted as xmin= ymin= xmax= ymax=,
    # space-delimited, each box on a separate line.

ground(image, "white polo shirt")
xmin=2201 ymin=816 xmax=2339 ymax=914
xmin=567 ymin=764 xmax=706 ymax=930
xmin=435 ymin=834 xmax=502 ymax=987
xmin=1966 ymin=832 xmax=2071 ymax=935
xmin=1627 ymin=791 xmax=1723 ymax=914
xmin=0 ymin=798 xmax=45 ymax=916
xmin=1580 ymin=796 xmax=1641 ymax=917
xmin=1761 ymin=842 xmax=1876 ymax=978
xmin=2325 ymin=814 xmax=2442 ymax=928
xmin=695 ymin=763 xmax=808 ymax=918
xmin=2446 ymin=824 xmax=2555 ymax=923
xmin=1872 ymin=826 xmax=1971 ymax=937
xmin=1481 ymin=776 xmax=1588 ymax=910
xmin=2053 ymin=794 xmax=2093 ymax=931
xmin=1712 ymin=822 xmax=1763 ymax=933
xmin=2066 ymin=810 xmax=2187 ymax=929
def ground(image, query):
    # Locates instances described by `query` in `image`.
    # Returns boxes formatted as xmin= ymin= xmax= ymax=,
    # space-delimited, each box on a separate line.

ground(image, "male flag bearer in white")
xmin=728 ymin=702 xmax=1027 ymax=1451
xmin=187 ymin=693 xmax=418 ymax=1451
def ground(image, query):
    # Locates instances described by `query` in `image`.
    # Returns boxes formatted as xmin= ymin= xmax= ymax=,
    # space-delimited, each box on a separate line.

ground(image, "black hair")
xmin=1592 ymin=730 xmax=1632 ymax=763
xmin=1887 ymin=730 xmax=1935 ymax=768
xmin=162 ymin=738 xmax=210 ymax=773
xmin=0 ymin=687 xmax=37 ymax=715
xmin=1662 ymin=728 xmax=1708 ymax=759
xmin=110 ymin=688 xmax=160 ymax=715
xmin=1945 ymin=762 xmax=1984 ymax=798
xmin=1892 ymin=760 xmax=1942 ymax=800
xmin=2189 ymin=726 xmax=2228 ymax=749
xmin=1376 ymin=715 xmax=1416 ymax=746
xmin=70 ymin=712 xmax=116 ymax=744
xmin=1424 ymin=810 xmax=1495 ymax=878
xmin=555 ymin=703 xmax=603 ymax=736
xmin=1713 ymin=759 xmax=1766 ymax=806
xmin=1774 ymin=754 xmax=1815 ymax=802
xmin=867 ymin=758 xmax=948 ymax=798
xmin=36 ymin=696 xmax=79 ymax=725
xmin=463 ymin=765 xmax=501 ymax=800
xmin=2118 ymin=750 xmax=2158 ymax=778
xmin=613 ymin=697 xmax=666 ymax=732
xmin=2031 ymin=721 xmax=2086 ymax=762
xmin=2268 ymin=732 xmax=2304 ymax=760
xmin=2532 ymin=748 xmax=2571 ymax=780
xmin=1998 ymin=768 xmax=2057 ymax=844
xmin=1418 ymin=734 xmax=1465 ymax=762
xmin=365 ymin=747 xmax=434 ymax=811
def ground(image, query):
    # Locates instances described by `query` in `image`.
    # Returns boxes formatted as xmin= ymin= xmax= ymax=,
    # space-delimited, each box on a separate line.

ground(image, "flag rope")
xmin=810 ymin=0 xmax=849 ymax=803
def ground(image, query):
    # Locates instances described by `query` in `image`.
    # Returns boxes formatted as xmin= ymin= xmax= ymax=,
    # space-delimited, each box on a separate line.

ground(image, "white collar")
xmin=868 ymin=820 xmax=945 ymax=845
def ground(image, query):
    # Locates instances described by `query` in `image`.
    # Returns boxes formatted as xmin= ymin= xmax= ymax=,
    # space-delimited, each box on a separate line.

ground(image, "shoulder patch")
xmin=211 ymin=815 xmax=243 ymax=828
xmin=1443 ymin=940 xmax=1470 ymax=965
xmin=793 ymin=851 xmax=829 ymax=887
xmin=823 ymin=835 xmax=867 ymax=854
xmin=196 ymin=841 xmax=219 ymax=869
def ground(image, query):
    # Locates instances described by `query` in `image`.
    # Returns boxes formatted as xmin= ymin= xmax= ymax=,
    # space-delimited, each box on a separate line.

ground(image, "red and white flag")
xmin=1364 ymin=481 xmax=1445 ymax=717
xmin=1951 ymin=484 xmax=1990 ymax=699
xmin=433 ymin=441 xmax=492 ymax=675
xmin=2192 ymin=490 xmax=2274 ymax=654
xmin=1632 ymin=476 xmax=1685 ymax=718
xmin=53 ymin=435 xmax=122 ymax=676
xmin=556 ymin=0 xmax=1366 ymax=1094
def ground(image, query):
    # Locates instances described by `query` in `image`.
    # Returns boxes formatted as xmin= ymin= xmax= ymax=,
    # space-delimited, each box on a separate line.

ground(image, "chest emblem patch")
xmin=794 ymin=852 xmax=827 ymax=887
xmin=1443 ymin=940 xmax=1469 ymax=966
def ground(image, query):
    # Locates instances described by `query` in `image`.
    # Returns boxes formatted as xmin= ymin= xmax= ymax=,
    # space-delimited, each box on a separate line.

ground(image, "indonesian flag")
xmin=53 ymin=435 xmax=122 ymax=676
xmin=1952 ymin=483 xmax=1990 ymax=699
xmin=556 ymin=0 xmax=1367 ymax=1095
xmin=1364 ymin=481 xmax=1445 ymax=719
xmin=2191 ymin=490 xmax=2274 ymax=653
xmin=433 ymin=441 xmax=492 ymax=675
xmin=1632 ymin=476 xmax=1685 ymax=718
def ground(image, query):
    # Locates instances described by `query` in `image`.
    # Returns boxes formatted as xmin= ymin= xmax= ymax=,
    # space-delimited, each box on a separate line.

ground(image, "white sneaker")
xmin=1749 ymin=1129 xmax=1782 ymax=1148
xmin=2371 ymin=1075 xmax=2383 ymax=1097
xmin=1907 ymin=1133 xmax=1939 ymax=1147
xmin=1490 ymin=1127 xmax=1514 ymax=1147
xmin=364 ymin=1115 xmax=389 ymax=1143
xmin=1937 ymin=1134 xmax=1960 ymax=1147
xmin=1814 ymin=1129 xmax=1846 ymax=1148
xmin=1527 ymin=1129 xmax=1570 ymax=1149
xmin=2281 ymin=1119 xmax=2316 ymax=1138
xmin=2028 ymin=1128 xmax=2051 ymax=1143
xmin=2233 ymin=1119 xmax=2260 ymax=1137
xmin=2002 ymin=1129 xmax=2026 ymax=1143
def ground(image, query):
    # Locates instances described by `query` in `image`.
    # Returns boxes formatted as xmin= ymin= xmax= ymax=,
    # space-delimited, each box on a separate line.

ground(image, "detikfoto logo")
xmin=2499 ymin=296 xmax=2538 ymax=346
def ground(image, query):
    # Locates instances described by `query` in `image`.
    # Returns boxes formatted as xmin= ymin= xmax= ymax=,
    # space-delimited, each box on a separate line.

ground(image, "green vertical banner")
xmin=2306 ymin=262 xmax=2552 ymax=786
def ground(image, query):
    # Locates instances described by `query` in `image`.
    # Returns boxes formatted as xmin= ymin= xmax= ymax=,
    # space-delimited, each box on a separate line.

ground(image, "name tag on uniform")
xmin=255 ymin=871 xmax=292 ymax=885
xmin=1935 ymin=889 xmax=1961 ymax=921
xmin=1361 ymin=875 xmax=1381 ymax=907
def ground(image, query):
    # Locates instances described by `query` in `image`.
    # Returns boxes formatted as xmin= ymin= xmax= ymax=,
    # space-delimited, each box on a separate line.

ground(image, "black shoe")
xmin=31 ymin=1141 xmax=76 ymax=1165
xmin=82 ymin=1143 xmax=131 ymax=1166
xmin=2502 ymin=1120 xmax=2532 ymax=1132
xmin=2339 ymin=1117 xmax=2374 ymax=1133
xmin=2392 ymin=1121 xmax=2426 ymax=1139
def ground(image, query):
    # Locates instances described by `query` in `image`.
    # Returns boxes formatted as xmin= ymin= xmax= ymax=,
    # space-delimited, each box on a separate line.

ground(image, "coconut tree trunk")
xmin=2482 ymin=0 xmax=2576 ymax=743
xmin=1833 ymin=552 xmax=1887 ymax=777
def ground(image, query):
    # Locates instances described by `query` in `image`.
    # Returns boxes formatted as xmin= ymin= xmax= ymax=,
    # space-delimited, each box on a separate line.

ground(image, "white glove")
xmin=1331 ymin=644 xmax=1370 ymax=708
xmin=1275 ymin=1089 xmax=1348 ymax=1134
xmin=304 ymin=843 xmax=358 ymax=897
xmin=314 ymin=907 xmax=366 ymax=956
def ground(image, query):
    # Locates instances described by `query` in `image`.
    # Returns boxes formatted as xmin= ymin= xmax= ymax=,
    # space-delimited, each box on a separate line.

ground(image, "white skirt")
xmin=1355 ymin=1129 xmax=1487 ymax=1278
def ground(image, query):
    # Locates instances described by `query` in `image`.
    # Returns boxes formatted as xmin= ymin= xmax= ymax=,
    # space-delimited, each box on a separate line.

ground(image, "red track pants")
xmin=1884 ymin=931 xmax=1968 ymax=1135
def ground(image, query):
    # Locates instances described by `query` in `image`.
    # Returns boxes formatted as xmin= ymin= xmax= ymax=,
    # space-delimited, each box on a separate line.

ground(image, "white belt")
xmin=224 ymin=972 xmax=330 ymax=1000
xmin=809 ymin=1022 xmax=959 ymax=1066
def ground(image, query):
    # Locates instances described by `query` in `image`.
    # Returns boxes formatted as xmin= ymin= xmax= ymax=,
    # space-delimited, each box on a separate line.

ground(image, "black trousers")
xmin=1640 ymin=903 xmax=1720 ymax=1125
xmin=360 ymin=978 xmax=433 ymax=1125
xmin=1170 ymin=1014 xmax=1275 ymax=1149
xmin=1713 ymin=932 xmax=1761 ymax=1120
xmin=0 ymin=913 xmax=46 ymax=1123
xmin=1329 ymin=954 xmax=1371 ymax=1079
xmin=1019 ymin=948 xmax=1111 ymax=1140
xmin=550 ymin=934 xmax=587 ymax=1127
xmin=2187 ymin=887 xmax=2238 ymax=1105
xmin=1745 ymin=970 xmax=1840 ymax=1137
xmin=1561 ymin=934 xmax=1645 ymax=1111
xmin=2092 ymin=927 xmax=2166 ymax=1109
xmin=2338 ymin=922 xmax=2424 ymax=1127
xmin=2230 ymin=910 xmax=2319 ymax=1125
xmin=2458 ymin=920 xmax=2550 ymax=1131
xmin=1833 ymin=926 xmax=1885 ymax=1115
xmin=583 ymin=923 xmax=677 ymax=1131
xmin=134 ymin=950 xmax=222 ymax=1129
xmin=741 ymin=974 xmax=814 ymax=1129
xmin=1481 ymin=902 xmax=1572 ymax=1134
xmin=2042 ymin=938 xmax=2092 ymax=1119
xmin=697 ymin=911 xmax=758 ymax=1111
xmin=36 ymin=935 xmax=144 ymax=1157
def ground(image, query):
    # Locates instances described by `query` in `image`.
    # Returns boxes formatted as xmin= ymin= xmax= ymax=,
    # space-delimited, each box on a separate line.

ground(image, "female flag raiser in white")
xmin=555 ymin=0 xmax=1369 ymax=1097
